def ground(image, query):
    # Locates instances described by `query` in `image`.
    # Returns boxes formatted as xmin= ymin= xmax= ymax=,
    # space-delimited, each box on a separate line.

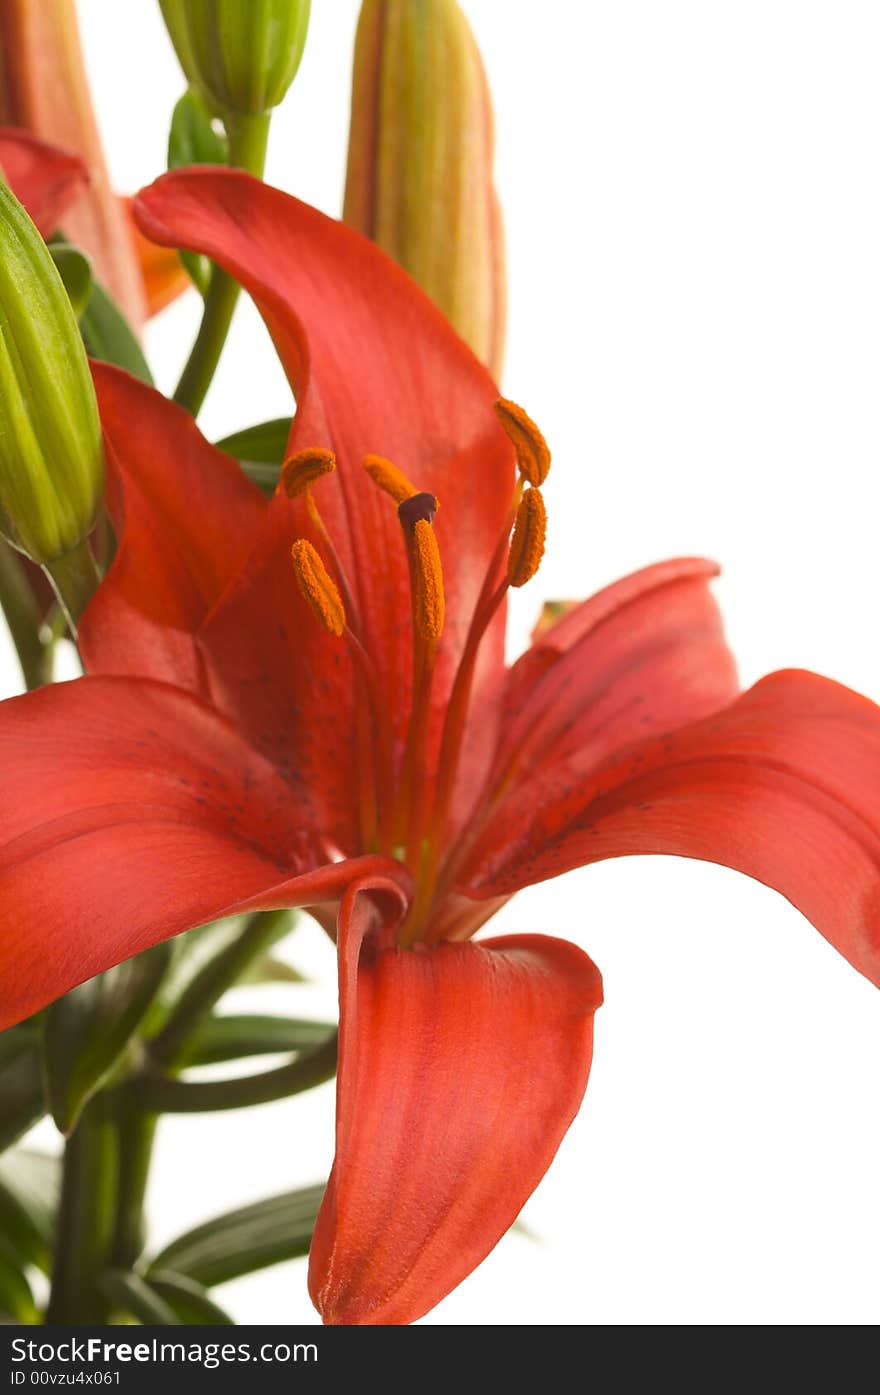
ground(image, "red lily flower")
xmin=3 ymin=168 xmax=880 ymax=1325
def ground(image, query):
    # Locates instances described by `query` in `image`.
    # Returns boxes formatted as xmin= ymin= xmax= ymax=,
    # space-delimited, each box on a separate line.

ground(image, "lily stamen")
xmin=364 ymin=453 xmax=419 ymax=503
xmin=290 ymin=538 xmax=346 ymax=637
xmin=494 ymin=397 xmax=551 ymax=486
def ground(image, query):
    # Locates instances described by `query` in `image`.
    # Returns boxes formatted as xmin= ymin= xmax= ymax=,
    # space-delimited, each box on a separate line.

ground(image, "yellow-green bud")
xmin=159 ymin=0 xmax=311 ymax=115
xmin=0 ymin=181 xmax=103 ymax=564
xmin=344 ymin=0 xmax=506 ymax=379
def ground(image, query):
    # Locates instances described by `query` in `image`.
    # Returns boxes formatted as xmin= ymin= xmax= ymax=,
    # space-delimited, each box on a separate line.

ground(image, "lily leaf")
xmin=79 ymin=281 xmax=154 ymax=384
xmin=214 ymin=417 xmax=292 ymax=496
xmin=237 ymin=954 xmax=306 ymax=986
xmin=43 ymin=944 xmax=174 ymax=1134
xmin=0 ymin=1249 xmax=39 ymax=1324
xmin=0 ymin=1030 xmax=44 ymax=1153
xmin=0 ymin=1150 xmax=59 ymax=1272
xmin=148 ymin=1270 xmax=234 ymax=1324
xmin=49 ymin=243 xmax=93 ymax=318
xmin=184 ymin=1014 xmax=335 ymax=1066
xmin=98 ymin=1270 xmax=181 ymax=1325
xmin=149 ymin=1184 xmax=325 ymax=1288
xmin=168 ymin=89 xmax=228 ymax=296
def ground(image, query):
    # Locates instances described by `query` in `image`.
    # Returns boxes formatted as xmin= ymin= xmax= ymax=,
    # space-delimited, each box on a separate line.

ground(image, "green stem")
xmin=134 ymin=1035 xmax=338 ymax=1113
xmin=173 ymin=110 xmax=271 ymax=417
xmin=0 ymin=540 xmax=53 ymax=689
xmin=43 ymin=539 xmax=101 ymax=638
xmin=46 ymin=1097 xmax=118 ymax=1323
xmin=110 ymin=1090 xmax=158 ymax=1271
xmin=150 ymin=909 xmax=295 ymax=1068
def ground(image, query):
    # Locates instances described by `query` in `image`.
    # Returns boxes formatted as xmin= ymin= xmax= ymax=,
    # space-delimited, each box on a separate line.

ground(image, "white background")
xmin=5 ymin=0 xmax=880 ymax=1324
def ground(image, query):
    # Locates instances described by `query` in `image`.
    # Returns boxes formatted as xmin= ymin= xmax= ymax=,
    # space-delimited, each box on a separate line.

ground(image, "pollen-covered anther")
xmin=281 ymin=447 xmax=336 ymax=497
xmin=290 ymin=539 xmax=346 ymax=637
xmin=494 ymin=398 xmax=551 ymax=486
xmin=411 ymin=519 xmax=445 ymax=641
xmin=507 ymin=487 xmax=547 ymax=588
xmin=364 ymin=453 xmax=419 ymax=503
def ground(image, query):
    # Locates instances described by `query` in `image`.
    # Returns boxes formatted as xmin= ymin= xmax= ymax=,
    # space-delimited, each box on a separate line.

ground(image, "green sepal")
xmin=0 ymin=1249 xmax=39 ymax=1323
xmin=149 ymin=1184 xmax=325 ymax=1287
xmin=98 ymin=1269 xmax=182 ymax=1325
xmin=43 ymin=944 xmax=174 ymax=1134
xmin=215 ymin=417 xmax=292 ymax=496
xmin=79 ymin=281 xmax=154 ymax=384
xmin=48 ymin=243 xmax=93 ymax=319
xmin=0 ymin=1027 xmax=45 ymax=1153
xmin=148 ymin=1270 xmax=234 ymax=1324
xmin=0 ymin=1150 xmax=59 ymax=1272
xmin=184 ymin=1014 xmax=335 ymax=1066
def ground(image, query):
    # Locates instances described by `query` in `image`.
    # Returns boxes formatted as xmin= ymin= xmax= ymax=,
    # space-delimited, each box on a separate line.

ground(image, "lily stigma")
xmin=3 ymin=168 xmax=880 ymax=1325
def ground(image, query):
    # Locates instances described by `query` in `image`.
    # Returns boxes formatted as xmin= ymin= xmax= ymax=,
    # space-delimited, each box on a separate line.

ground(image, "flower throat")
xmin=285 ymin=399 xmax=550 ymax=945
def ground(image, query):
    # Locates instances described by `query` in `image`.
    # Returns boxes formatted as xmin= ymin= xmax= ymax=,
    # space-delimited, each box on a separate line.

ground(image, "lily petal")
xmin=121 ymin=196 xmax=191 ymax=317
xmin=0 ymin=673 xmax=405 ymax=1029
xmin=134 ymin=170 xmax=514 ymax=833
xmin=451 ymin=557 xmax=739 ymax=840
xmin=0 ymin=127 xmax=87 ymax=236
xmin=461 ymin=670 xmax=880 ymax=988
xmin=309 ymin=917 xmax=603 ymax=1325
xmin=80 ymin=363 xmax=267 ymax=691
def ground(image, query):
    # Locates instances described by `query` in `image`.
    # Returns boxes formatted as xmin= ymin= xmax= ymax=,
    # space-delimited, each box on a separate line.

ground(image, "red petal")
xmin=0 ymin=127 xmax=87 ymax=235
xmin=120 ymin=195 xmax=191 ymax=317
xmin=461 ymin=670 xmax=880 ymax=988
xmin=134 ymin=170 xmax=514 ymax=834
xmin=309 ymin=920 xmax=603 ymax=1325
xmin=80 ymin=362 xmax=266 ymax=691
xmin=0 ymin=674 xmax=406 ymax=1029
xmin=451 ymin=557 xmax=739 ymax=840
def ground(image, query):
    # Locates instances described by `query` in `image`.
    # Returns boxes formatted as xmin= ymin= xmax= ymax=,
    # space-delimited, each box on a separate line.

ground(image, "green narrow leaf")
xmin=98 ymin=1270 xmax=182 ymax=1325
xmin=148 ymin=1271 xmax=234 ymax=1324
xmin=238 ymin=953 xmax=307 ymax=986
xmin=79 ymin=281 xmax=154 ymax=384
xmin=0 ymin=1249 xmax=39 ymax=1323
xmin=214 ymin=417 xmax=292 ymax=496
xmin=43 ymin=944 xmax=174 ymax=1134
xmin=49 ymin=243 xmax=93 ymax=318
xmin=184 ymin=1014 xmax=335 ymax=1066
xmin=168 ymin=88 xmax=229 ymax=296
xmin=0 ymin=1030 xmax=44 ymax=1153
xmin=0 ymin=1150 xmax=60 ymax=1272
xmin=149 ymin=1184 xmax=326 ymax=1287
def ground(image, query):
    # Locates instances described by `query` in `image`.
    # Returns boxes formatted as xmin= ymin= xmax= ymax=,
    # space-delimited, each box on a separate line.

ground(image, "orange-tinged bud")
xmin=494 ymin=399 xmax=551 ymax=486
xmin=291 ymin=539 xmax=345 ymax=637
xmin=0 ymin=0 xmax=147 ymax=328
xmin=344 ymin=0 xmax=505 ymax=378
xmin=282 ymin=447 xmax=336 ymax=497
xmin=507 ymin=488 xmax=546 ymax=589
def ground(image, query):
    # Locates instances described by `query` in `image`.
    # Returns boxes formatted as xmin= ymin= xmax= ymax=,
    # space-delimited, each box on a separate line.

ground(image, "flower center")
xmin=284 ymin=398 xmax=550 ymax=945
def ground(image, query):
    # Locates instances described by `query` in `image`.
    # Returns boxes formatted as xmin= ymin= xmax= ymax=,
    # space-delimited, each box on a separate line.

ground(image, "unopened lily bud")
xmin=0 ymin=183 xmax=103 ymax=564
xmin=345 ymin=0 xmax=506 ymax=378
xmin=159 ymin=0 xmax=311 ymax=115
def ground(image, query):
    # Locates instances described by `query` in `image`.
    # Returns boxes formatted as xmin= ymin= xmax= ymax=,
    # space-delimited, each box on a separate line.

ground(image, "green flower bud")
xmin=159 ymin=0 xmax=311 ymax=115
xmin=0 ymin=181 xmax=103 ymax=564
